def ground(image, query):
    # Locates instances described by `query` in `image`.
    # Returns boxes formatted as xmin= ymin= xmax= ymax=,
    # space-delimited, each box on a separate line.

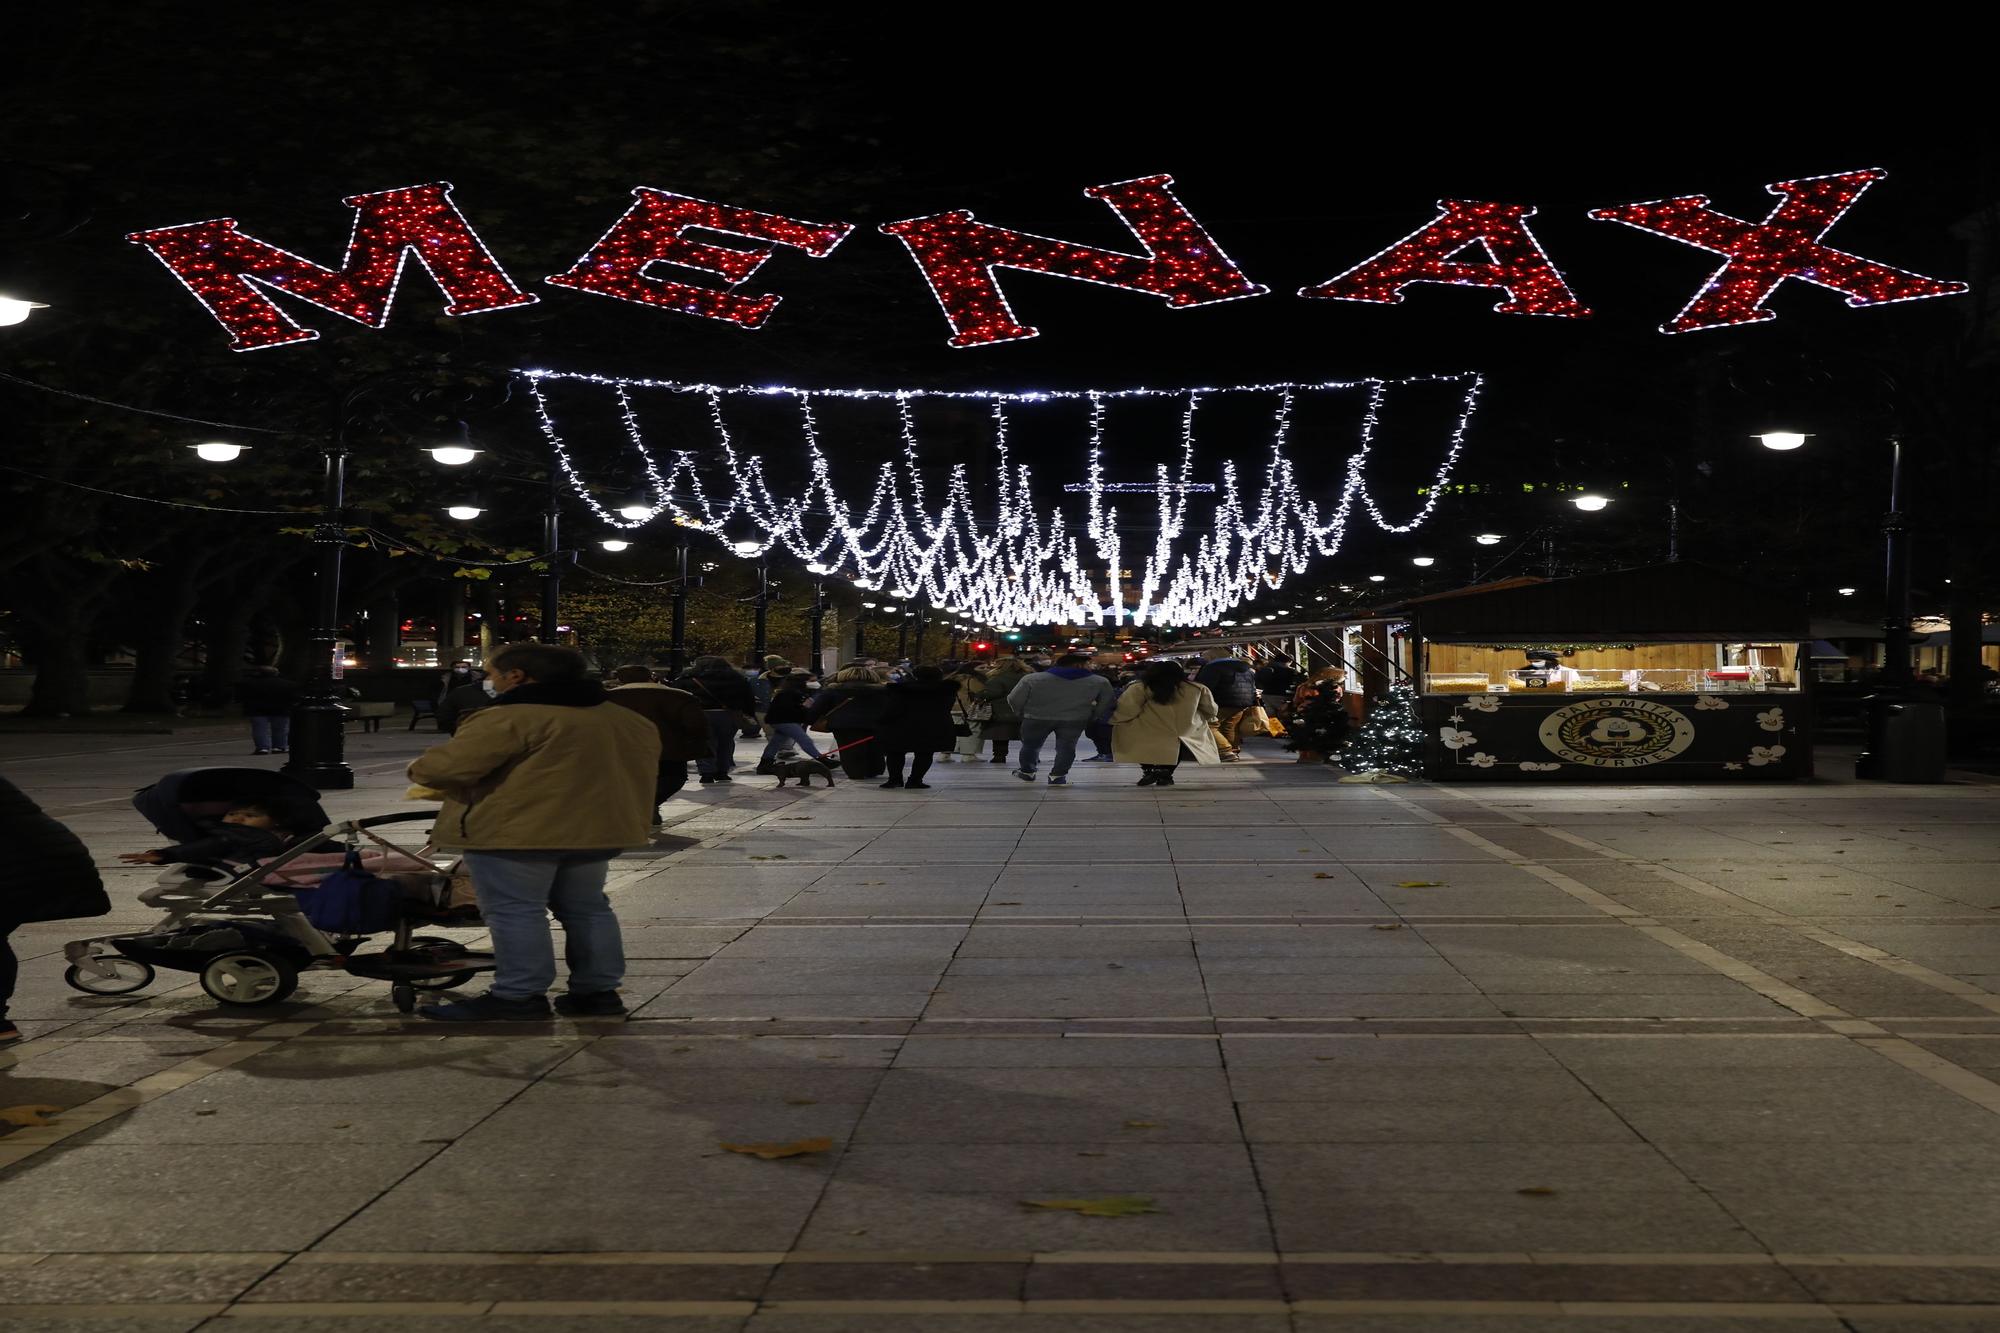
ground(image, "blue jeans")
xmin=699 ymin=710 xmax=741 ymax=777
xmin=1017 ymin=718 xmax=1087 ymax=776
xmin=759 ymin=722 xmax=825 ymax=764
xmin=461 ymin=851 xmax=624 ymax=999
xmin=249 ymin=715 xmax=290 ymax=750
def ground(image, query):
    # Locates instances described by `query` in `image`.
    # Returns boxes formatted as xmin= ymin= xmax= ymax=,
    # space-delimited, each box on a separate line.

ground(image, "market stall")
xmin=1410 ymin=564 xmax=1812 ymax=780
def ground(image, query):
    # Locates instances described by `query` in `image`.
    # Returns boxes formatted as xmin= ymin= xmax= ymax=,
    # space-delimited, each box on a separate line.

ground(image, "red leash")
xmin=812 ymin=734 xmax=878 ymax=758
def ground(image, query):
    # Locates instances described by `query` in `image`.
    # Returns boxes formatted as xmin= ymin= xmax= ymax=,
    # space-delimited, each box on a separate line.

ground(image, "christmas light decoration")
xmin=1588 ymin=169 xmax=1968 ymax=333
xmin=1340 ymin=681 xmax=1425 ymax=776
xmin=546 ymin=188 xmax=853 ymax=329
xmin=519 ymin=370 xmax=1481 ymax=627
xmin=126 ymin=183 xmax=536 ymax=352
xmin=1303 ymin=201 xmax=1589 ymax=317
xmin=879 ymin=174 xmax=1267 ymax=347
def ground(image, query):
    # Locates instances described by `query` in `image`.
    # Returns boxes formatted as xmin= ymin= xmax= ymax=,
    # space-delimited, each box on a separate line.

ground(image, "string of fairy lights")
xmin=521 ymin=370 xmax=1483 ymax=629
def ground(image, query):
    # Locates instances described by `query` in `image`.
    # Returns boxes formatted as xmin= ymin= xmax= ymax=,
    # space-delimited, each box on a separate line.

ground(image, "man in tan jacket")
xmin=603 ymin=664 xmax=711 ymax=823
xmin=408 ymin=644 xmax=660 ymax=1021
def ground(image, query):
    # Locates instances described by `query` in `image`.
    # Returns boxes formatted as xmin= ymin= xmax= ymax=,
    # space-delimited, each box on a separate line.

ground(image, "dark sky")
xmin=4 ymin=5 xmax=1990 ymax=597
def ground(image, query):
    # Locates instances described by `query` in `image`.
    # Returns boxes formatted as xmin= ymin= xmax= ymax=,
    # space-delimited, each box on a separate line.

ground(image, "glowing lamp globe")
xmin=1368 ymin=574 xmax=1387 ymax=583
xmin=0 ymin=297 xmax=47 ymax=326
xmin=599 ymin=539 xmax=631 ymax=552
xmin=1756 ymin=431 xmax=1809 ymax=451
xmin=806 ymin=562 xmax=832 ymax=574
xmin=617 ymin=504 xmax=652 ymax=522
xmin=1838 ymin=586 xmax=1858 ymax=596
xmin=730 ymin=539 xmax=762 ymax=557
xmin=1571 ymin=494 xmax=1611 ymax=512
xmin=429 ymin=446 xmax=479 ymax=466
xmin=191 ymin=442 xmax=247 ymax=462
xmin=1411 ymin=556 xmax=1436 ymax=567
xmin=445 ymin=505 xmax=483 ymax=521
xmin=1475 ymin=533 xmax=1505 ymax=546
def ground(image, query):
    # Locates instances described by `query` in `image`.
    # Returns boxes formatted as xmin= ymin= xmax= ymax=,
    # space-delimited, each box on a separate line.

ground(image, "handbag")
xmin=298 ymin=849 xmax=403 ymax=935
xmin=808 ymin=696 xmax=851 ymax=734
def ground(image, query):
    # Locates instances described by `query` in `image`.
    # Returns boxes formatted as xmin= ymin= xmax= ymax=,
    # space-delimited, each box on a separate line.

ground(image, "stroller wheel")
xmin=199 ymin=951 xmax=300 ymax=1007
xmin=63 ymin=957 xmax=155 ymax=996
xmin=391 ymin=983 xmax=417 ymax=1014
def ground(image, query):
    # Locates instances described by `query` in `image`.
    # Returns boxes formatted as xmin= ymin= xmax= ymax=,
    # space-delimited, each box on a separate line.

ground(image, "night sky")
xmin=4 ymin=7 xmax=1991 ymax=610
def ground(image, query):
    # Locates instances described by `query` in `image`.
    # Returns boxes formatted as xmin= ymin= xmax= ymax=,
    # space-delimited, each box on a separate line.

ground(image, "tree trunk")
xmin=363 ymin=591 xmax=400 ymax=667
xmin=19 ymin=603 xmax=97 ymax=717
xmin=439 ymin=578 xmax=466 ymax=653
xmin=123 ymin=559 xmax=207 ymax=714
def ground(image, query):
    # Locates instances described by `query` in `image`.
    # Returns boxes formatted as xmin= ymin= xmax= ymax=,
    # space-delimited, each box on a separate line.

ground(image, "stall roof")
xmin=1407 ymin=563 xmax=1808 ymax=644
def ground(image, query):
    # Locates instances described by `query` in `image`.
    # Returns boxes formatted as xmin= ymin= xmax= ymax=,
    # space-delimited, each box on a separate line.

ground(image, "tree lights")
xmin=126 ymin=169 xmax=1964 ymax=351
xmin=520 ymin=371 xmax=1482 ymax=629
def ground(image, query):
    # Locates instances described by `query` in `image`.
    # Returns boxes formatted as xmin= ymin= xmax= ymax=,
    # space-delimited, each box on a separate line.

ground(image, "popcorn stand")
xmin=1412 ymin=565 xmax=1812 ymax=781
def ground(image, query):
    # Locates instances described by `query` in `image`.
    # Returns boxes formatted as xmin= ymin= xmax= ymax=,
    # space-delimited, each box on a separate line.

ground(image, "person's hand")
xmin=117 ymin=851 xmax=166 ymax=865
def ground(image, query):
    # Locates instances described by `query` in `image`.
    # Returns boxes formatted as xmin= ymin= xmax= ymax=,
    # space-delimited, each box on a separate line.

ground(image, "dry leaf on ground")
xmin=1312 ymin=872 xmax=1335 ymax=879
xmin=719 ymin=1137 xmax=834 ymax=1159
xmin=1371 ymin=924 xmax=1403 ymax=931
xmin=1022 ymin=1195 xmax=1162 ymax=1217
xmin=1517 ymin=1186 xmax=1558 ymax=1196
xmin=1123 ymin=1120 xmax=1157 ymax=1129
xmin=1395 ymin=880 xmax=1446 ymax=888
xmin=0 ymin=1105 xmax=64 ymax=1129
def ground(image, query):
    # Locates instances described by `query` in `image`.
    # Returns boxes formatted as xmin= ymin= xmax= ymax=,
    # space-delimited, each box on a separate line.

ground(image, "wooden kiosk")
xmin=1410 ymin=565 xmax=1812 ymax=781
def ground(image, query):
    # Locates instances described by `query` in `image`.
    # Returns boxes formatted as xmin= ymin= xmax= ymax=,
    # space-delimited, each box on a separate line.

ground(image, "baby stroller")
xmin=63 ymin=767 xmax=494 ymax=1013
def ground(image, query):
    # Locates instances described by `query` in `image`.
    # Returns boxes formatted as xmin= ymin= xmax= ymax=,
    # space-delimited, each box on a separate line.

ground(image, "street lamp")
xmin=190 ymin=442 xmax=248 ymax=462
xmin=1571 ymin=494 xmax=1611 ymax=512
xmin=445 ymin=505 xmax=484 ymax=521
xmin=427 ymin=445 xmax=480 ymax=466
xmin=599 ymin=539 xmax=631 ymax=552
xmin=0 ymin=295 xmax=48 ymax=326
xmin=1411 ymin=556 xmax=1436 ymax=568
xmin=1368 ymin=574 xmax=1387 ymax=583
xmin=1474 ymin=533 xmax=1505 ymax=546
xmin=1838 ymin=586 xmax=1858 ymax=596
xmin=617 ymin=504 xmax=652 ymax=522
xmin=1755 ymin=431 xmax=1810 ymax=451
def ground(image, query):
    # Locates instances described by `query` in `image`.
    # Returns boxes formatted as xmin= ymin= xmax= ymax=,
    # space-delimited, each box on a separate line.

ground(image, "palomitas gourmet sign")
xmin=124 ymin=168 xmax=1967 ymax=353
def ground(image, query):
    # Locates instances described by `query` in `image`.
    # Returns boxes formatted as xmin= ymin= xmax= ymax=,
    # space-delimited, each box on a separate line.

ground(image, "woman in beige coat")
xmin=1109 ymin=661 xmax=1221 ymax=786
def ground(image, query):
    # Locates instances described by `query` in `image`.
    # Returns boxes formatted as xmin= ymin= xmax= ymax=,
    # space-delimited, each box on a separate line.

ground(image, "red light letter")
xmin=1589 ymin=168 xmax=1968 ymax=333
xmin=126 ymin=182 xmax=536 ymax=352
xmin=545 ymin=189 xmax=854 ymax=329
xmin=880 ymin=174 xmax=1268 ymax=348
xmin=1302 ymin=200 xmax=1589 ymax=317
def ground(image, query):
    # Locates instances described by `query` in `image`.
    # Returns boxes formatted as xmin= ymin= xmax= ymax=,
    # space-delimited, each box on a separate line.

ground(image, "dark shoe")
xmin=880 ymin=779 xmax=904 ymax=788
xmin=1136 ymin=773 xmax=1159 ymax=787
xmin=1084 ymin=752 xmax=1114 ymax=762
xmin=253 ymin=748 xmax=272 ymax=755
xmin=419 ymin=991 xmax=552 ymax=1022
xmin=1048 ymin=775 xmax=1067 ymax=786
xmin=272 ymin=746 xmax=288 ymax=753
xmin=1156 ymin=775 xmax=1176 ymax=786
xmin=754 ymin=762 xmax=778 ymax=775
xmin=0 ymin=1022 xmax=22 ymax=1046
xmin=1220 ymin=751 xmax=1240 ymax=762
xmin=905 ymin=781 xmax=930 ymax=789
xmin=714 ymin=774 xmax=734 ymax=783
xmin=553 ymin=990 xmax=626 ymax=1017
xmin=990 ymin=755 xmax=1009 ymax=763
xmin=1013 ymin=769 xmax=1035 ymax=782
xmin=699 ymin=776 xmax=716 ymax=785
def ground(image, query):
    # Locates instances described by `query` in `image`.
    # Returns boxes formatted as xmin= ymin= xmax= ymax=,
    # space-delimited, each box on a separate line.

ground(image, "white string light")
xmin=520 ymin=370 xmax=1481 ymax=627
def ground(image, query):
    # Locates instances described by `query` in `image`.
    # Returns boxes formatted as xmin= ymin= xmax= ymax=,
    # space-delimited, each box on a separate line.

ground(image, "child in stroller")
xmin=64 ymin=766 xmax=493 ymax=1011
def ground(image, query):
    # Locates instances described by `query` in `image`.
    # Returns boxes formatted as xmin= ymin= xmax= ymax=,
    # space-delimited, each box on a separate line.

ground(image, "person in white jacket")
xmin=1110 ymin=660 xmax=1221 ymax=786
xmin=1007 ymin=653 xmax=1117 ymax=786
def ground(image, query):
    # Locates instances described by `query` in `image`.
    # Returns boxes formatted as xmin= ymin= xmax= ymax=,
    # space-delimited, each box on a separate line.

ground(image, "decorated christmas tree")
xmin=1337 ymin=680 xmax=1424 ymax=779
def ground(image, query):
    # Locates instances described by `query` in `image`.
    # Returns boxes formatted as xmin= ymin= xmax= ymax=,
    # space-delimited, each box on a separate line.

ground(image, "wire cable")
xmin=0 ymin=369 xmax=294 ymax=435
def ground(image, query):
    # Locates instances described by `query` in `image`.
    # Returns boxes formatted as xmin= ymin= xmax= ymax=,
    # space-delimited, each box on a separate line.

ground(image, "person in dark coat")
xmin=605 ymin=665 xmax=714 ymax=820
xmin=807 ymin=665 xmax=890 ymax=780
xmin=1194 ymin=656 xmax=1259 ymax=761
xmin=878 ymin=665 xmax=959 ymax=789
xmin=756 ymin=671 xmax=828 ymax=772
xmin=675 ymin=656 xmax=760 ymax=783
xmin=436 ymin=678 xmax=497 ymax=734
xmin=234 ymin=665 xmax=299 ymax=755
xmin=1 ymin=775 xmax=113 ymax=1044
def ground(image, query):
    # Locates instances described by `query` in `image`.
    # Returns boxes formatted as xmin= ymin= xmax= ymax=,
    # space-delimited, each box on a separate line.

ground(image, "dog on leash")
xmin=771 ymin=751 xmax=836 ymax=788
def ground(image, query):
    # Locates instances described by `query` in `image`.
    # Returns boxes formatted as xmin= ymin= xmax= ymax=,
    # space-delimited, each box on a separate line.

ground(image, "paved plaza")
xmin=4 ymin=726 xmax=2000 ymax=1331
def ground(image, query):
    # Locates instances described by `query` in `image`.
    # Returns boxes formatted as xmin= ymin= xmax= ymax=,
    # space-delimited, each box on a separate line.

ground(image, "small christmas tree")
xmin=1338 ymin=680 xmax=1424 ymax=778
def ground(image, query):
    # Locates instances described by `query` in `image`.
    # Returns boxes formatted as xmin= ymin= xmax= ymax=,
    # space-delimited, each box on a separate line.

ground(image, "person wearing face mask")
xmin=437 ymin=671 xmax=500 ymax=735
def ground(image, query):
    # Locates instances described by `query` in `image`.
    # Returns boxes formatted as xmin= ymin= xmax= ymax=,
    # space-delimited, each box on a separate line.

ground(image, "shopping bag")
xmin=1264 ymin=715 xmax=1287 ymax=738
xmin=298 ymin=850 xmax=403 ymax=935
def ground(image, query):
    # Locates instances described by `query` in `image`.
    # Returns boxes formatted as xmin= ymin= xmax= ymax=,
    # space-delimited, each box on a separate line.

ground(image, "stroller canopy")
xmin=133 ymin=767 xmax=331 ymax=844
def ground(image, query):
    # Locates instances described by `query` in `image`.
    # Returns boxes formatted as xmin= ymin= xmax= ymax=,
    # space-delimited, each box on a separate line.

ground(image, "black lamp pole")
xmin=808 ymin=579 xmax=827 ymax=675
xmin=751 ymin=556 xmax=771 ymax=660
xmin=852 ymin=606 xmax=868 ymax=660
xmin=1881 ymin=435 xmax=1913 ymax=689
xmin=283 ymin=442 xmax=353 ymax=790
xmin=896 ymin=614 xmax=911 ymax=661
xmin=912 ymin=600 xmax=930 ymax=664
xmin=667 ymin=539 xmax=695 ymax=676
xmin=540 ymin=461 xmax=562 ymax=641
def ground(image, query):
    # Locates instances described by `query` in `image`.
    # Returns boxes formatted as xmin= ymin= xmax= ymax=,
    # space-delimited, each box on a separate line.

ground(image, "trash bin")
xmin=1858 ymin=692 xmax=1947 ymax=783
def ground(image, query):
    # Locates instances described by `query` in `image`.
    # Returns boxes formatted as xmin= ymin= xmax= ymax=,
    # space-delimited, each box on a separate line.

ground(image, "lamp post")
xmin=854 ymin=602 xmax=872 ymax=660
xmin=285 ymin=440 xmax=353 ymax=790
xmin=667 ymin=538 xmax=698 ymax=676
xmin=807 ymin=578 xmax=828 ymax=676
xmin=540 ymin=459 xmax=563 ymax=641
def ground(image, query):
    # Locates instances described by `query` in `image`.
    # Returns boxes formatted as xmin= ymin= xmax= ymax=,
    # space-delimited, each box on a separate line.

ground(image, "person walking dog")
xmin=1111 ymin=660 xmax=1221 ymax=786
xmin=1008 ymin=653 xmax=1115 ymax=786
xmin=408 ymin=644 xmax=660 ymax=1021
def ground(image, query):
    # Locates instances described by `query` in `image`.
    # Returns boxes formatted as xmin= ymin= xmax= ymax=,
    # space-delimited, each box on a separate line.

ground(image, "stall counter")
xmin=1420 ymin=691 xmax=1809 ymax=780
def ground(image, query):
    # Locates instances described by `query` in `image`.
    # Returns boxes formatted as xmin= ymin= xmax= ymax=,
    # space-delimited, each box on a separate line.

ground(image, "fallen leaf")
xmin=1021 ymin=1195 xmax=1161 ymax=1217
xmin=195 ymin=1109 xmax=220 ymax=1118
xmin=1395 ymin=881 xmax=1446 ymax=888
xmin=1123 ymin=1120 xmax=1157 ymax=1129
xmin=784 ymin=1098 xmax=818 ymax=1106
xmin=0 ymin=1105 xmax=64 ymax=1129
xmin=1107 ymin=963 xmax=1123 ymax=969
xmin=1517 ymin=1186 xmax=1558 ymax=1196
xmin=719 ymin=1137 xmax=834 ymax=1160
xmin=1313 ymin=872 xmax=1335 ymax=879
xmin=1076 ymin=1151 xmax=1107 ymax=1157
xmin=331 ymin=1122 xmax=350 ymax=1129
xmin=671 ymin=1046 xmax=692 ymax=1053
xmin=994 ymin=901 xmax=1022 ymax=906
xmin=1371 ymin=924 xmax=1403 ymax=931
xmin=748 ymin=854 xmax=790 ymax=861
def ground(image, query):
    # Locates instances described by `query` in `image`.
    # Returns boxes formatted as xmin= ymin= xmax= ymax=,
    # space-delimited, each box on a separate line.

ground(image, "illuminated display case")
xmin=1426 ymin=672 xmax=1493 ymax=693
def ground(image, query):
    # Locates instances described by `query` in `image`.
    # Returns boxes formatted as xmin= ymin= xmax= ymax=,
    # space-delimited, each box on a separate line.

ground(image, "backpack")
xmin=298 ymin=850 xmax=404 ymax=935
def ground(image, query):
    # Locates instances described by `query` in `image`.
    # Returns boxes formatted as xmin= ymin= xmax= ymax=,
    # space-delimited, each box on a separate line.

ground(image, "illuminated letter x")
xmin=1590 ymin=168 xmax=1966 ymax=334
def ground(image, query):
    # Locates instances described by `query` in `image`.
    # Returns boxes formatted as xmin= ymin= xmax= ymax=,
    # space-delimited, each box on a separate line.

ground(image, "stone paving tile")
xmin=1237 ymin=1096 xmax=1641 ymax=1143
xmin=893 ymin=1037 xmax=1220 ymax=1067
xmin=832 ymin=1140 xmax=1257 ymax=1192
xmin=853 ymin=1067 xmax=1241 ymax=1143
xmin=1268 ymin=1185 xmax=1761 ymax=1253
xmin=746 ymin=1318 xmax=1286 ymax=1333
xmin=794 ymin=1183 xmax=1276 ymax=1251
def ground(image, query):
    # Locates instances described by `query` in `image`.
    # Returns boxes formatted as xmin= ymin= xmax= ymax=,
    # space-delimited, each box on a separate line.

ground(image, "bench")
xmin=347 ymin=701 xmax=396 ymax=733
xmin=407 ymin=698 xmax=439 ymax=731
